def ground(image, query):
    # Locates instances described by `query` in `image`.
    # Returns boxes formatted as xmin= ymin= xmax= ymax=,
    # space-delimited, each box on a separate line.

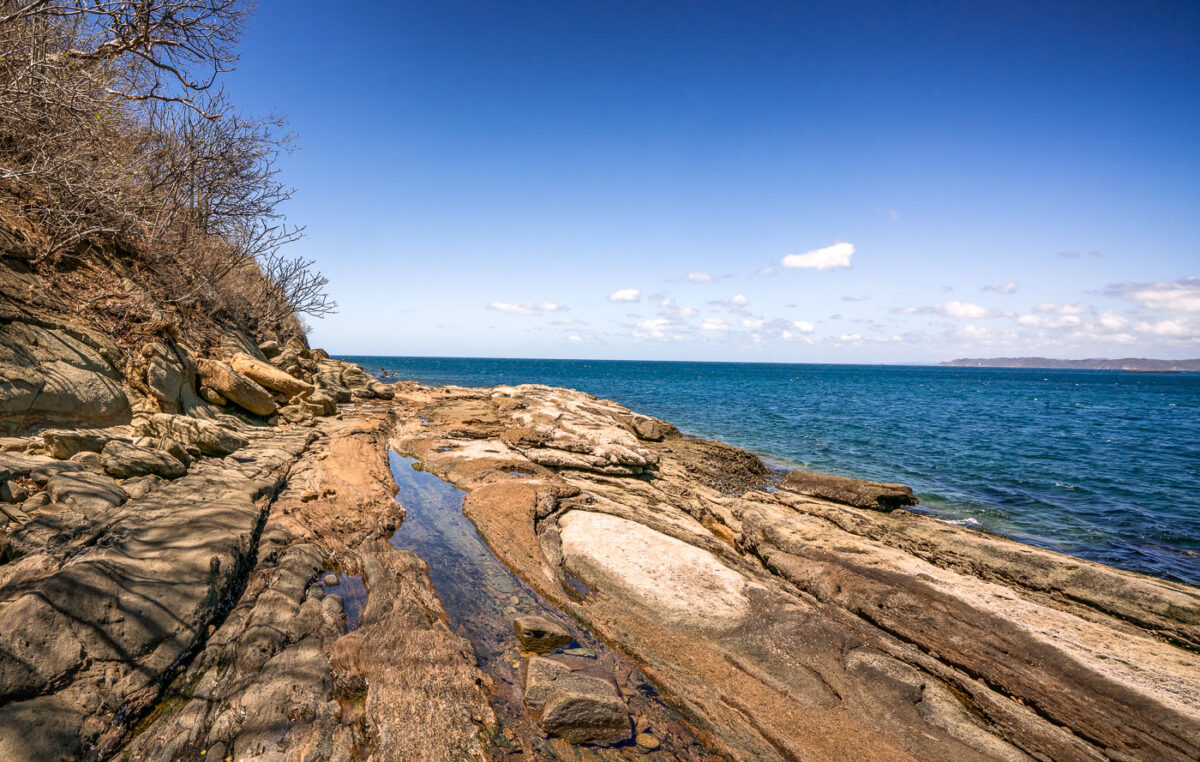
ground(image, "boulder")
xmin=614 ymin=413 xmax=679 ymax=442
xmin=312 ymin=369 xmax=352 ymax=403
xmin=307 ymin=391 xmax=338 ymax=416
xmin=200 ymin=387 xmax=228 ymax=406
xmin=258 ymin=340 xmax=281 ymax=359
xmin=135 ymin=413 xmax=248 ymax=456
xmin=196 ymin=359 xmax=277 ymax=417
xmin=68 ymin=451 xmax=105 ymax=473
xmin=122 ymin=474 xmax=163 ymax=499
xmin=100 ymin=440 xmax=186 ymax=479
xmin=513 ymin=615 xmax=573 ymax=655
xmin=230 ymin=352 xmax=314 ymax=398
xmin=1 ymin=480 xmax=28 ymax=504
xmin=45 ymin=471 xmax=128 ymax=515
xmin=524 ymin=656 xmax=629 ymax=745
xmin=278 ymin=404 xmax=315 ymax=426
xmin=778 ymin=470 xmax=917 ymax=511
xmin=41 ymin=428 xmax=126 ymax=460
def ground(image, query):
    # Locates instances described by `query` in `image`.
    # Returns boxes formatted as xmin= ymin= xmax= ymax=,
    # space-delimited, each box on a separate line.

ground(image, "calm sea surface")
xmin=341 ymin=356 xmax=1200 ymax=587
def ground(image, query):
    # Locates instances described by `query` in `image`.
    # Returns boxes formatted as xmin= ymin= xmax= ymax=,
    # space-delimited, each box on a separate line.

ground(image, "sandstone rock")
xmin=196 ymin=359 xmax=277 ymax=416
xmin=41 ymin=428 xmax=125 ymax=459
xmin=230 ymin=352 xmax=314 ymax=398
xmin=45 ymin=471 xmax=127 ymax=515
xmin=142 ymin=342 xmax=184 ymax=410
xmin=122 ymin=474 xmax=163 ymax=499
xmin=100 ymin=440 xmax=186 ymax=479
xmin=524 ymin=656 xmax=629 ymax=745
xmin=20 ymin=492 xmax=49 ymax=514
xmin=136 ymin=413 xmax=248 ymax=456
xmin=279 ymin=404 xmax=315 ymax=426
xmin=615 ymin=413 xmax=679 ymax=442
xmin=513 ymin=615 xmax=573 ymax=654
xmin=1 ymin=479 xmax=27 ymax=504
xmin=200 ymin=386 xmax=227 ymax=406
xmin=258 ymin=340 xmax=281 ymax=358
xmin=779 ymin=470 xmax=917 ymax=511
xmin=307 ymin=391 xmax=338 ymax=416
xmin=67 ymin=451 xmax=104 ymax=473
xmin=0 ymin=438 xmax=36 ymax=452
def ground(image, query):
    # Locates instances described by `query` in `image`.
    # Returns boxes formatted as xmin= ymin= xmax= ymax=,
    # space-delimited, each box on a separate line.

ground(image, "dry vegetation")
xmin=0 ymin=0 xmax=333 ymax=341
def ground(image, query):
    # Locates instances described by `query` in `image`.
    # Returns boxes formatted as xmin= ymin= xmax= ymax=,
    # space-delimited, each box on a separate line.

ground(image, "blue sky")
xmin=228 ymin=1 xmax=1199 ymax=362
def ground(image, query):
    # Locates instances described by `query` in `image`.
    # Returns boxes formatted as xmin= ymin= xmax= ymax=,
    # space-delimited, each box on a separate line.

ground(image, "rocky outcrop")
xmin=196 ymin=358 xmax=277 ymax=416
xmin=779 ymin=469 xmax=918 ymax=510
xmin=394 ymin=383 xmax=1200 ymax=762
xmin=230 ymin=351 xmax=314 ymax=398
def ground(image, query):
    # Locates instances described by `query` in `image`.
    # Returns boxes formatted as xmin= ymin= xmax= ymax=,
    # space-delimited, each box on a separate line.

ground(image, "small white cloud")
xmin=730 ymin=294 xmax=749 ymax=306
xmin=758 ymin=266 xmax=777 ymax=276
xmin=1017 ymin=313 xmax=1082 ymax=328
xmin=781 ymin=242 xmax=855 ymax=270
xmin=792 ymin=320 xmax=815 ymax=333
xmin=741 ymin=318 xmax=765 ymax=330
xmin=633 ymin=318 xmax=672 ymax=340
xmin=680 ymin=307 xmax=698 ymax=318
xmin=567 ymin=335 xmax=583 ymax=342
xmin=687 ymin=272 xmax=713 ymax=282
xmin=487 ymin=301 xmax=565 ymax=316
xmin=1036 ymin=302 xmax=1089 ymax=315
xmin=1099 ymin=312 xmax=1128 ymax=330
xmin=699 ymin=317 xmax=730 ymax=331
xmin=608 ymin=288 xmax=641 ymax=303
xmin=943 ymin=300 xmax=991 ymax=319
xmin=982 ymin=281 xmax=1018 ymax=294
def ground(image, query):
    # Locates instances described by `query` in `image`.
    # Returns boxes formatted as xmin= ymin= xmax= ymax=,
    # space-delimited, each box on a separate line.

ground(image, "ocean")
xmin=341 ymin=356 xmax=1200 ymax=587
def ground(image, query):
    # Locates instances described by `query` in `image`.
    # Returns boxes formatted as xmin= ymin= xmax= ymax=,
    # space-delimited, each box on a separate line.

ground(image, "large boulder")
xmin=196 ymin=359 xmax=276 ymax=417
xmin=142 ymin=342 xmax=185 ymax=411
xmin=229 ymin=352 xmax=314 ymax=398
xmin=778 ymin=470 xmax=917 ymax=511
xmin=524 ymin=656 xmax=629 ymax=745
xmin=135 ymin=413 xmax=248 ymax=456
xmin=100 ymin=440 xmax=186 ymax=479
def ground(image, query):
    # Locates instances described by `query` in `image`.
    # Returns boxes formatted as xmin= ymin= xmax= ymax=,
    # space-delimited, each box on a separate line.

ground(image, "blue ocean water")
xmin=341 ymin=356 xmax=1200 ymax=587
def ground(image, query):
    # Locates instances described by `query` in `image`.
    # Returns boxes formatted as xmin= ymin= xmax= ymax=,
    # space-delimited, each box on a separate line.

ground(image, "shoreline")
xmin=0 ymin=348 xmax=1197 ymax=758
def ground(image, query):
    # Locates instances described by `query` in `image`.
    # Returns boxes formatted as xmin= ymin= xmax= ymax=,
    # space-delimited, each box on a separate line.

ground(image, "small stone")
xmin=562 ymin=647 xmax=596 ymax=659
xmin=636 ymin=732 xmax=661 ymax=751
xmin=513 ymin=615 xmax=573 ymax=655
xmin=323 ymin=572 xmax=339 ymax=586
xmin=69 ymin=451 xmax=105 ymax=473
xmin=2 ymin=480 xmax=28 ymax=504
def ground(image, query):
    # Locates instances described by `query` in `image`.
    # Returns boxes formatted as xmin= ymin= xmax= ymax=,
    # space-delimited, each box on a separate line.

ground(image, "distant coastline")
xmin=939 ymin=357 xmax=1200 ymax=371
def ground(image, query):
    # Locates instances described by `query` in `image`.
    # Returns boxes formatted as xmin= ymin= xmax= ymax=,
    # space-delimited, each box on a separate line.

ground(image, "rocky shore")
xmin=2 ymin=262 xmax=1199 ymax=759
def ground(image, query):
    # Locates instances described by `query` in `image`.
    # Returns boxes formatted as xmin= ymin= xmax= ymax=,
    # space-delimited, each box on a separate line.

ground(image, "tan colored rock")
xmin=513 ymin=615 xmax=572 ymax=654
xmin=196 ymin=359 xmax=276 ymax=416
xmin=135 ymin=413 xmax=247 ymax=456
xmin=524 ymin=656 xmax=629 ymax=745
xmin=779 ymin=470 xmax=917 ymax=511
xmin=230 ymin=352 xmax=314 ymax=398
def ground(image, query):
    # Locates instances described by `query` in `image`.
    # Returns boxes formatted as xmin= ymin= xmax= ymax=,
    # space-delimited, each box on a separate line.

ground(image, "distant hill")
xmin=939 ymin=357 xmax=1200 ymax=371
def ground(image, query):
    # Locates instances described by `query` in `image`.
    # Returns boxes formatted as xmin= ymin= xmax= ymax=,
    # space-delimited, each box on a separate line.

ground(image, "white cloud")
xmin=635 ymin=318 xmax=668 ymax=337
xmin=983 ymin=281 xmax=1018 ymax=294
xmin=687 ymin=272 xmax=713 ymax=282
xmin=730 ymin=294 xmax=749 ymax=306
xmin=781 ymin=242 xmax=855 ymax=270
xmin=567 ymin=335 xmax=583 ymax=342
xmin=608 ymin=288 xmax=641 ymax=303
xmin=792 ymin=320 xmax=815 ymax=333
xmin=758 ymin=266 xmax=777 ymax=276
xmin=699 ymin=317 xmax=730 ymax=331
xmin=487 ymin=301 xmax=564 ymax=316
xmin=1099 ymin=312 xmax=1128 ymax=330
xmin=1111 ymin=277 xmax=1200 ymax=313
xmin=1017 ymin=313 xmax=1082 ymax=328
xmin=943 ymin=300 xmax=991 ymax=318
xmin=680 ymin=307 xmax=698 ymax=318
xmin=741 ymin=318 xmax=765 ymax=330
xmin=1136 ymin=319 xmax=1190 ymax=337
xmin=1036 ymin=302 xmax=1089 ymax=315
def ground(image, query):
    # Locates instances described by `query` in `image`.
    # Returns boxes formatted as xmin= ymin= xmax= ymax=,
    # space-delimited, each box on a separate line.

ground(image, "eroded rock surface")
xmin=394 ymin=382 xmax=1200 ymax=762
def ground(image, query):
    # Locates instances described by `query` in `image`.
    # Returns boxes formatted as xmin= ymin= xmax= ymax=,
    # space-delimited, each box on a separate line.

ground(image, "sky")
xmin=227 ymin=1 xmax=1199 ymax=363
